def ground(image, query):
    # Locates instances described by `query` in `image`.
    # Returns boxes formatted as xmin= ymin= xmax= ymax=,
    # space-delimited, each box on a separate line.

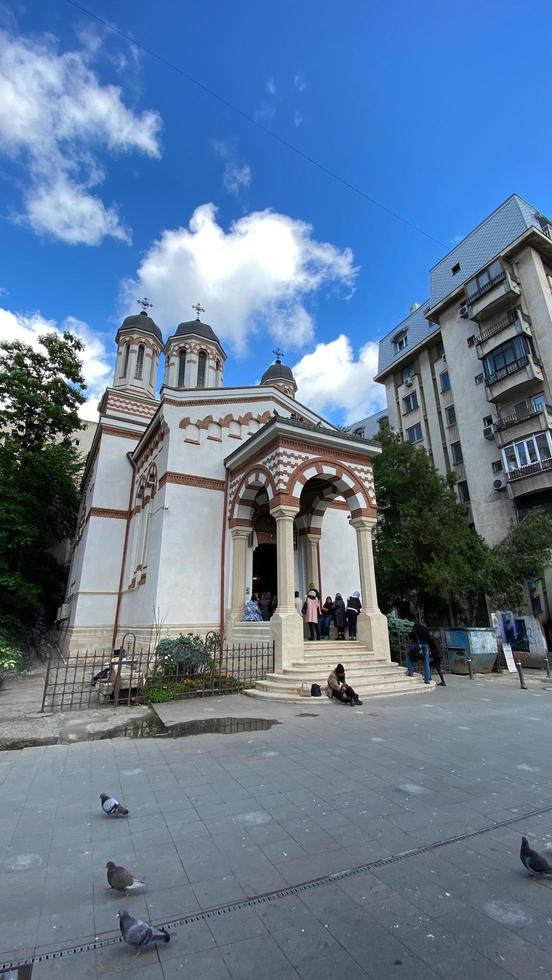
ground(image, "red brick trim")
xmin=159 ymin=472 xmax=226 ymax=492
xmin=89 ymin=507 xmax=129 ymax=520
xmin=102 ymin=425 xmax=141 ymax=441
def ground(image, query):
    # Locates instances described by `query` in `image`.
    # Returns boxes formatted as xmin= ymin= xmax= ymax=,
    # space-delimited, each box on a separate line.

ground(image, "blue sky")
xmin=1 ymin=0 xmax=551 ymax=422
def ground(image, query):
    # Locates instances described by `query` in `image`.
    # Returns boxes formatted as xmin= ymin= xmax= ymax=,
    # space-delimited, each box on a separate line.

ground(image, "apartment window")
xmin=394 ymin=331 xmax=408 ymax=353
xmin=436 ymin=340 xmax=445 ymax=359
xmin=120 ymin=344 xmax=130 ymax=377
xmin=451 ymin=441 xmax=463 ymax=465
xmin=445 ymin=405 xmax=456 ymax=426
xmin=492 ymin=460 xmax=503 ymax=474
xmin=467 ymin=336 xmax=475 ymax=348
xmin=440 ymin=370 xmax=451 ymax=392
xmin=197 ymin=350 xmax=207 ymax=387
xmin=483 ymin=415 xmax=493 ymax=427
xmin=406 ymin=422 xmax=423 ymax=444
xmin=354 ymin=427 xmax=364 ymax=437
xmin=177 ymin=349 xmax=187 ymax=387
xmin=451 ymin=262 xmax=461 ymax=275
xmin=483 ymin=335 xmax=529 ymax=381
xmin=533 ymin=392 xmax=546 ymax=413
xmin=502 ymin=431 xmax=552 ymax=472
xmin=465 ymin=259 xmax=503 ymax=302
xmin=457 ymin=480 xmax=470 ymax=503
xmin=475 ymin=373 xmax=484 ymax=385
xmin=401 ymin=362 xmax=416 ymax=384
xmin=403 ymin=391 xmax=419 ymax=414
xmin=135 ymin=344 xmax=145 ymax=380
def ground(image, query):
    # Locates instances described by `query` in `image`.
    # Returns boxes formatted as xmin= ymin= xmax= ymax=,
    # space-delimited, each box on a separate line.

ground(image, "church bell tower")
xmin=113 ymin=299 xmax=164 ymax=399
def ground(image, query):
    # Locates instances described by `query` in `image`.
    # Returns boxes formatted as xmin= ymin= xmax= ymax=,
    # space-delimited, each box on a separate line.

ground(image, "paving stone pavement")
xmin=2 ymin=674 xmax=552 ymax=978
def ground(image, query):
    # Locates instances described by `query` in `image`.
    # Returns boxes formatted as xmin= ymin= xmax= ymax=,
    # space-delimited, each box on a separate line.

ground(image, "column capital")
xmin=270 ymin=504 xmax=299 ymax=521
xmin=230 ymin=525 xmax=251 ymax=540
xmin=350 ymin=516 xmax=377 ymax=531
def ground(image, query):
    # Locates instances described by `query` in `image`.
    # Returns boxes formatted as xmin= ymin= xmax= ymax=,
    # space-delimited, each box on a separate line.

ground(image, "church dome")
xmin=174 ymin=319 xmax=221 ymax=345
xmin=119 ymin=310 xmax=163 ymax=344
xmin=261 ymin=361 xmax=296 ymax=385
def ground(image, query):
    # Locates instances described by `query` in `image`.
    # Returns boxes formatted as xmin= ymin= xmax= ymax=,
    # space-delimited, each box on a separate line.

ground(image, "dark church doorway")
xmin=252 ymin=543 xmax=277 ymax=601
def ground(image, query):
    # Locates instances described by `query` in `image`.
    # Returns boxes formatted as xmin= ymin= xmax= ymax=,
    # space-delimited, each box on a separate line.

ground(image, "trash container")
xmin=444 ymin=628 xmax=498 ymax=674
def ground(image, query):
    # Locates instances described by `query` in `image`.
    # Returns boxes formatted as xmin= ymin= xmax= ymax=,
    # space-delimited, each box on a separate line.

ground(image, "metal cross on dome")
xmin=273 ymin=347 xmax=284 ymax=362
xmin=192 ymin=302 xmax=205 ymax=320
xmin=137 ymin=296 xmax=153 ymax=312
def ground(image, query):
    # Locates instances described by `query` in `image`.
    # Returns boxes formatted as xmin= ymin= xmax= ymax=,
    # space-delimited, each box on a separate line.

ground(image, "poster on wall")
xmin=502 ymin=642 xmax=517 ymax=672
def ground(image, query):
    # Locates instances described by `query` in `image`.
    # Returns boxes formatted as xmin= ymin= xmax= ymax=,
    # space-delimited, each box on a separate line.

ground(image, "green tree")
xmin=484 ymin=509 xmax=552 ymax=610
xmin=372 ymin=425 xmax=488 ymax=623
xmin=0 ymin=332 xmax=87 ymax=638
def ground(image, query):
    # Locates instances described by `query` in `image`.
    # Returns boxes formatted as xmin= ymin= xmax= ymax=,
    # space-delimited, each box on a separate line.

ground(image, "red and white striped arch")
xmin=287 ymin=458 xmax=375 ymax=521
xmin=229 ymin=465 xmax=277 ymax=525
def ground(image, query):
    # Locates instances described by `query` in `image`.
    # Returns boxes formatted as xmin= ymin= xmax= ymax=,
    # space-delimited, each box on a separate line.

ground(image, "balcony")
xmin=507 ymin=456 xmax=552 ymax=498
xmin=485 ymin=355 xmax=543 ymax=402
xmin=495 ymin=404 xmax=552 ymax=447
xmin=476 ymin=309 xmax=531 ymax=355
xmin=467 ymin=270 xmax=521 ymax=322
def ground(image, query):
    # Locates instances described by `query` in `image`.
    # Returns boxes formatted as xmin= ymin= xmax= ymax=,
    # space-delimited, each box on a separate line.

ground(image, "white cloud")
xmin=0 ymin=305 xmax=112 ymax=420
xmin=266 ymin=77 xmax=277 ymax=95
xmin=0 ymin=27 xmax=162 ymax=245
xmin=211 ymin=140 xmax=252 ymax=199
xmin=122 ymin=203 xmax=357 ymax=354
xmin=292 ymin=335 xmax=386 ymax=423
xmin=294 ymin=73 xmax=306 ymax=92
xmin=294 ymin=111 xmax=303 ymax=128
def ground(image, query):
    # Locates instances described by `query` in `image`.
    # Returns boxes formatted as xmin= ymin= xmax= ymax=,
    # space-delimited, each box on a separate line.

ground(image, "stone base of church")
xmin=61 ymin=622 xmax=220 ymax=656
xmin=356 ymin=610 xmax=391 ymax=661
xmin=270 ymin=607 xmax=305 ymax=672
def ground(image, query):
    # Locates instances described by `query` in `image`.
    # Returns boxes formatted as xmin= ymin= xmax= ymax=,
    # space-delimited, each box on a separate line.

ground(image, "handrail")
xmin=486 ymin=355 xmax=529 ymax=386
xmin=508 ymin=456 xmax=552 ymax=482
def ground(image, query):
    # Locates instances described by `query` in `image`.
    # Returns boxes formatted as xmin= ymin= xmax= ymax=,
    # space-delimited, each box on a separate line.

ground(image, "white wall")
xmin=319 ymin=508 xmax=358 ymax=601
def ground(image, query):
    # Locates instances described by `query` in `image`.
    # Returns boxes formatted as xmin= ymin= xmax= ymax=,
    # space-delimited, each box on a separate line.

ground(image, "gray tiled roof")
xmin=347 ymin=408 xmax=389 ymax=438
xmin=377 ymin=195 xmax=548 ymax=377
xmin=377 ymin=300 xmax=436 ymax=375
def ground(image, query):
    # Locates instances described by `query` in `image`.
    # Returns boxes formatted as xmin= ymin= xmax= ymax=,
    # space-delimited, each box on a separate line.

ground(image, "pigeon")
xmin=520 ymin=836 xmax=552 ymax=877
xmin=100 ymin=793 xmax=129 ymax=816
xmin=118 ymin=908 xmax=170 ymax=951
xmin=106 ymin=862 xmax=146 ymax=893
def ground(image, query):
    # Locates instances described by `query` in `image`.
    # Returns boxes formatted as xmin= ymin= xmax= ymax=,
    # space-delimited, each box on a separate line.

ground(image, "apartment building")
xmin=357 ymin=194 xmax=552 ymax=617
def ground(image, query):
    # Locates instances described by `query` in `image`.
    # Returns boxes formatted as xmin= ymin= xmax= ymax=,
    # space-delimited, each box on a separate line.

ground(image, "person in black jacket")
xmin=331 ymin=594 xmax=346 ymax=640
xmin=346 ymin=591 xmax=361 ymax=640
xmin=406 ymin=620 xmax=432 ymax=684
xmin=429 ymin=634 xmax=446 ymax=686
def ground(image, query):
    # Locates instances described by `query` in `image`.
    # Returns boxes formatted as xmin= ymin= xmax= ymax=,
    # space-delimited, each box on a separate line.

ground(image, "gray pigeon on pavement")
xmin=100 ymin=793 xmax=129 ymax=816
xmin=106 ymin=861 xmax=146 ymax=893
xmin=520 ymin=836 xmax=552 ymax=877
xmin=118 ymin=908 xmax=170 ymax=950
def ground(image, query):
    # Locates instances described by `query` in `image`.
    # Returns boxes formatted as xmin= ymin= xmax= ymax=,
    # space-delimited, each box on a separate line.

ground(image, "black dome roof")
xmin=261 ymin=361 xmax=296 ymax=385
xmin=120 ymin=310 xmax=163 ymax=343
xmin=174 ymin=319 xmax=221 ymax=345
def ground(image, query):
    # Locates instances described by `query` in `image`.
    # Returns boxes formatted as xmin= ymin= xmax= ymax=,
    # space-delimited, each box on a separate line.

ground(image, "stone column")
xmin=225 ymin=527 xmax=250 ymax=639
xmin=350 ymin=516 xmax=390 ymax=660
xmin=305 ymin=533 xmax=320 ymax=591
xmin=271 ymin=505 xmax=303 ymax=671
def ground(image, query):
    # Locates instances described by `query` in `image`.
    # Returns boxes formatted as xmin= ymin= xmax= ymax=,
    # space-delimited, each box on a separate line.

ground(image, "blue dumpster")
xmin=444 ymin=628 xmax=498 ymax=674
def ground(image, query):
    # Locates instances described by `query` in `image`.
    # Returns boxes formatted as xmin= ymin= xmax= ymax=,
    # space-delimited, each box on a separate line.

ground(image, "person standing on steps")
xmin=319 ymin=596 xmax=333 ymax=639
xmin=304 ymin=585 xmax=322 ymax=641
xmin=346 ymin=591 xmax=361 ymax=640
xmin=294 ymin=590 xmax=303 ymax=615
xmin=326 ymin=663 xmax=362 ymax=705
xmin=331 ymin=593 xmax=346 ymax=641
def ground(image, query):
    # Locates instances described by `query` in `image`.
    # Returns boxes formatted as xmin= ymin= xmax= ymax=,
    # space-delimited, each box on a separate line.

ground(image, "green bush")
xmin=153 ymin=633 xmax=213 ymax=678
xmin=0 ymin=633 xmax=27 ymax=675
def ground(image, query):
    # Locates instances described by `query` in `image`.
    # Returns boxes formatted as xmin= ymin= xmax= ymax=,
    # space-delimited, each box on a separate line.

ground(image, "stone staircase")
xmin=243 ymin=640 xmax=434 ymax=703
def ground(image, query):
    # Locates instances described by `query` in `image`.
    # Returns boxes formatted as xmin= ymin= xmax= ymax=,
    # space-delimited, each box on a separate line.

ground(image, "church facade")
xmin=61 ymin=308 xmax=390 ymax=671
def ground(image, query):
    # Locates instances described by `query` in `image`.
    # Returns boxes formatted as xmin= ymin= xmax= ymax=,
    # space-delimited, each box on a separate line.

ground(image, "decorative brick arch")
xmin=285 ymin=457 xmax=376 ymax=521
xmin=229 ymin=465 xmax=277 ymax=526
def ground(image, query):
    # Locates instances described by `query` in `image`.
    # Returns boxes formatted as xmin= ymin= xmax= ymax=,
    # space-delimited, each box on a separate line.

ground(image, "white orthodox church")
xmin=62 ymin=305 xmax=428 ymax=697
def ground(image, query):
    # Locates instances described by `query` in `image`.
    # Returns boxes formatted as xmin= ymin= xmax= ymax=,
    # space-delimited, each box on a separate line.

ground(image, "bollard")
xmin=515 ymin=660 xmax=527 ymax=690
xmin=544 ymin=654 xmax=551 ymax=679
xmin=466 ymin=657 xmax=474 ymax=680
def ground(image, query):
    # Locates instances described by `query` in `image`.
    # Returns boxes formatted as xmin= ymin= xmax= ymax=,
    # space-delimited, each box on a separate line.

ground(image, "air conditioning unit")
xmin=483 ymin=424 xmax=496 ymax=440
xmin=493 ymin=476 xmax=508 ymax=491
xmin=459 ymin=304 xmax=469 ymax=318
xmin=404 ymin=377 xmax=414 ymax=388
xmin=57 ymin=603 xmax=70 ymax=621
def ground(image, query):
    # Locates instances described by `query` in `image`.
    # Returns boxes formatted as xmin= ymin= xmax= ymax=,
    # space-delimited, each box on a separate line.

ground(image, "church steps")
xmin=243 ymin=681 xmax=431 ymax=703
xmin=254 ymin=675 xmax=425 ymax=694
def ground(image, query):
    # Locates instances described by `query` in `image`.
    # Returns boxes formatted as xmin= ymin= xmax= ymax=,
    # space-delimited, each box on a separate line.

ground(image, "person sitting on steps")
xmin=326 ymin=663 xmax=362 ymax=706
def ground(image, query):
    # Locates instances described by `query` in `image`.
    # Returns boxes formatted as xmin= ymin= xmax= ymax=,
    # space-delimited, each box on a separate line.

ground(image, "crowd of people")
xmin=297 ymin=583 xmax=362 ymax=641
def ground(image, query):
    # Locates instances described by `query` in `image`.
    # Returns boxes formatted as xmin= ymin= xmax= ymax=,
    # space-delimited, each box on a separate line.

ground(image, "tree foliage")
xmin=0 ymin=332 xmax=87 ymax=638
xmin=372 ymin=425 xmax=552 ymax=624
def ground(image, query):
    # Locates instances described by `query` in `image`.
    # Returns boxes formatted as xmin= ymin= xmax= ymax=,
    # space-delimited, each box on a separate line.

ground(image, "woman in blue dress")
xmin=243 ymin=594 xmax=263 ymax=621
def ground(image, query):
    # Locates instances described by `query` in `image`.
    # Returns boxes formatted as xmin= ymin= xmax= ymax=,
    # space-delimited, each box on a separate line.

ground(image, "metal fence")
xmin=391 ymin=629 xmax=451 ymax=673
xmin=41 ymin=635 xmax=275 ymax=713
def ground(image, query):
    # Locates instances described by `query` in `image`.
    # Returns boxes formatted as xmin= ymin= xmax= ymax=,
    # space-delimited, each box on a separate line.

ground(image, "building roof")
xmin=173 ymin=318 xmax=222 ymax=346
xmin=118 ymin=310 xmax=163 ymax=344
xmin=348 ymin=407 xmax=389 ymax=438
xmin=376 ymin=194 xmax=552 ymax=379
xmin=261 ymin=360 xmax=296 ymax=386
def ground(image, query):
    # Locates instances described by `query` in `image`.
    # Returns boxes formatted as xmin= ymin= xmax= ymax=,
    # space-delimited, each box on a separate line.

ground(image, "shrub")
xmin=0 ymin=633 xmax=27 ymax=675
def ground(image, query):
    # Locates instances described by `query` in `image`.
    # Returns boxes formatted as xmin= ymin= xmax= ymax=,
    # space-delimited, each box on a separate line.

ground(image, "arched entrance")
xmin=252 ymin=513 xmax=277 ymax=600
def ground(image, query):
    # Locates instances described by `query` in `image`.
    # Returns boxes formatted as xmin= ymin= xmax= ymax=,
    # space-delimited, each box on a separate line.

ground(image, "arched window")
xmin=197 ymin=350 xmax=207 ymax=388
xmin=178 ymin=349 xmax=187 ymax=387
xmin=149 ymin=352 xmax=155 ymax=386
xmin=135 ymin=344 xmax=145 ymax=379
xmin=120 ymin=344 xmax=130 ymax=377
